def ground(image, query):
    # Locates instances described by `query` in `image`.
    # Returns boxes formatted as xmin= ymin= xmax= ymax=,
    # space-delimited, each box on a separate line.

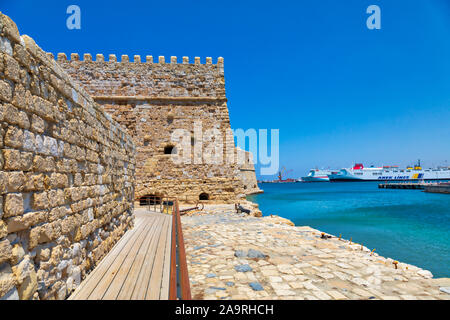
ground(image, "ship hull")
xmin=329 ymin=169 xmax=450 ymax=182
xmin=302 ymin=169 xmax=337 ymax=182
xmin=330 ymin=178 xmax=450 ymax=182
xmin=301 ymin=176 xmax=330 ymax=182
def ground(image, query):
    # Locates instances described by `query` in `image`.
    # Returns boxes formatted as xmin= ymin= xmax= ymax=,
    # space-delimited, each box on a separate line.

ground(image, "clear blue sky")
xmin=2 ymin=0 xmax=449 ymax=179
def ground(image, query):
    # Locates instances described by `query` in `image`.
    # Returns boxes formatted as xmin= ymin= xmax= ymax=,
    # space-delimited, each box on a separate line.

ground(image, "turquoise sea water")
xmin=248 ymin=182 xmax=450 ymax=278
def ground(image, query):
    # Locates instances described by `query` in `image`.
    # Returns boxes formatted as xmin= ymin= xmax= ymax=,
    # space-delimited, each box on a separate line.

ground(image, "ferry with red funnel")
xmin=329 ymin=162 xmax=450 ymax=182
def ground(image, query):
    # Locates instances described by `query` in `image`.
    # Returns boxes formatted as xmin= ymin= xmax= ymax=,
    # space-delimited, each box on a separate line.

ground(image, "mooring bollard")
xmin=393 ymin=261 xmax=399 ymax=269
xmin=349 ymin=237 xmax=352 ymax=245
xmin=339 ymin=234 xmax=342 ymax=240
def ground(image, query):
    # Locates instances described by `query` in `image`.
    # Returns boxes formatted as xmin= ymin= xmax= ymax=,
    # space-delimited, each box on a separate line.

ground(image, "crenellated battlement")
xmin=58 ymin=51 xmax=226 ymax=99
xmin=52 ymin=52 xmax=224 ymax=66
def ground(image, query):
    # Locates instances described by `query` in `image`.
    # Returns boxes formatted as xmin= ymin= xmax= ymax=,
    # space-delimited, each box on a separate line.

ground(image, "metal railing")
xmin=169 ymin=199 xmax=192 ymax=300
xmin=139 ymin=195 xmax=175 ymax=214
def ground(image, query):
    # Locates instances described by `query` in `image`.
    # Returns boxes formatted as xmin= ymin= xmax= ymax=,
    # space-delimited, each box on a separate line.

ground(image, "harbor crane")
xmin=278 ymin=167 xmax=293 ymax=182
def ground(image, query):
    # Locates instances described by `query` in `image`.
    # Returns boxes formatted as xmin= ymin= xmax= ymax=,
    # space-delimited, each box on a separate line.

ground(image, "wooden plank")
xmin=69 ymin=210 xmax=175 ymax=300
xmin=101 ymin=220 xmax=155 ymax=300
xmin=146 ymin=216 xmax=170 ymax=299
xmin=115 ymin=216 xmax=162 ymax=300
xmin=84 ymin=220 xmax=152 ymax=299
xmin=159 ymin=215 xmax=172 ymax=299
xmin=68 ymin=219 xmax=148 ymax=300
xmin=130 ymin=215 xmax=165 ymax=299
xmin=69 ymin=223 xmax=139 ymax=299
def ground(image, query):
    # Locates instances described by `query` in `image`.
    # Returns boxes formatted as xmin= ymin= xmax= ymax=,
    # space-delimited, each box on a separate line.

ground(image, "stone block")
xmin=0 ymin=239 xmax=13 ymax=264
xmin=13 ymin=258 xmax=38 ymax=300
xmin=5 ymin=171 xmax=25 ymax=192
xmin=4 ymin=54 xmax=20 ymax=82
xmin=0 ymin=13 xmax=21 ymax=44
xmin=3 ymin=193 xmax=23 ymax=218
xmin=3 ymin=149 xmax=33 ymax=171
xmin=0 ymin=79 xmax=13 ymax=102
xmin=0 ymin=263 xmax=17 ymax=298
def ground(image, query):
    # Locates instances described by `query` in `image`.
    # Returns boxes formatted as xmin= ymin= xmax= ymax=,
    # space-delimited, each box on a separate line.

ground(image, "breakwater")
xmin=378 ymin=182 xmax=450 ymax=190
xmin=424 ymin=184 xmax=450 ymax=194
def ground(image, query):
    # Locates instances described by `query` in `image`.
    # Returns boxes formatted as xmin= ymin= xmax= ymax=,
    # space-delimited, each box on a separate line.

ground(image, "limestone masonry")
xmin=57 ymin=53 xmax=260 ymax=203
xmin=236 ymin=148 xmax=263 ymax=195
xmin=0 ymin=12 xmax=135 ymax=300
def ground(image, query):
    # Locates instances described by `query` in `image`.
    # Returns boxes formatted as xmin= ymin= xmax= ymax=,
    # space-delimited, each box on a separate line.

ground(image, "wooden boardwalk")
xmin=69 ymin=210 xmax=172 ymax=300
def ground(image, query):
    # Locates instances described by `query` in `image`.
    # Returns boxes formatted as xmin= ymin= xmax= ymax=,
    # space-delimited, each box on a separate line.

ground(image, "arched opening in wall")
xmin=167 ymin=114 xmax=174 ymax=125
xmin=244 ymin=186 xmax=248 ymax=190
xmin=199 ymin=193 xmax=209 ymax=201
xmin=253 ymin=185 xmax=257 ymax=189
xmin=164 ymin=145 xmax=176 ymax=155
xmin=139 ymin=195 xmax=162 ymax=206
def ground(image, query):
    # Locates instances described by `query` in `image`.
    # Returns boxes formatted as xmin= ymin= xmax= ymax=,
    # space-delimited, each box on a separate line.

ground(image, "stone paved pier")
xmin=182 ymin=204 xmax=450 ymax=300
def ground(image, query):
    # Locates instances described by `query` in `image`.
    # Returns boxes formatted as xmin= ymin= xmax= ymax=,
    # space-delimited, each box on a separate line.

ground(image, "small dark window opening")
xmin=199 ymin=193 xmax=209 ymax=201
xmin=167 ymin=115 xmax=174 ymax=125
xmin=191 ymin=137 xmax=195 ymax=146
xmin=164 ymin=145 xmax=176 ymax=154
xmin=144 ymin=140 xmax=150 ymax=146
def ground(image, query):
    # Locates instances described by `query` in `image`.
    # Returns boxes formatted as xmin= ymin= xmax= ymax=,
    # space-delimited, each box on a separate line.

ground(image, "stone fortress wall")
xmin=0 ymin=13 xmax=135 ymax=300
xmin=58 ymin=53 xmax=255 ymax=203
xmin=236 ymin=148 xmax=263 ymax=195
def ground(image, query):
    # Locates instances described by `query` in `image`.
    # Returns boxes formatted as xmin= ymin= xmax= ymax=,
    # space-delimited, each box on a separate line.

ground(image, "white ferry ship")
xmin=329 ymin=163 xmax=450 ymax=182
xmin=302 ymin=169 xmax=338 ymax=182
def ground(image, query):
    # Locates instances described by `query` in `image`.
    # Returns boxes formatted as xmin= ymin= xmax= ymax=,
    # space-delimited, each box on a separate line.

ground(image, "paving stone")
xmin=271 ymin=282 xmax=291 ymax=290
xmin=210 ymin=287 xmax=226 ymax=291
xmin=327 ymin=290 xmax=347 ymax=300
xmin=274 ymin=289 xmax=296 ymax=296
xmin=235 ymin=264 xmax=252 ymax=272
xmin=247 ymin=249 xmax=267 ymax=259
xmin=249 ymin=282 xmax=264 ymax=291
xmin=269 ymin=276 xmax=283 ymax=283
xmin=352 ymin=288 xmax=373 ymax=299
xmin=312 ymin=291 xmax=331 ymax=300
xmin=234 ymin=250 xmax=246 ymax=258
xmin=440 ymin=287 xmax=450 ymax=294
